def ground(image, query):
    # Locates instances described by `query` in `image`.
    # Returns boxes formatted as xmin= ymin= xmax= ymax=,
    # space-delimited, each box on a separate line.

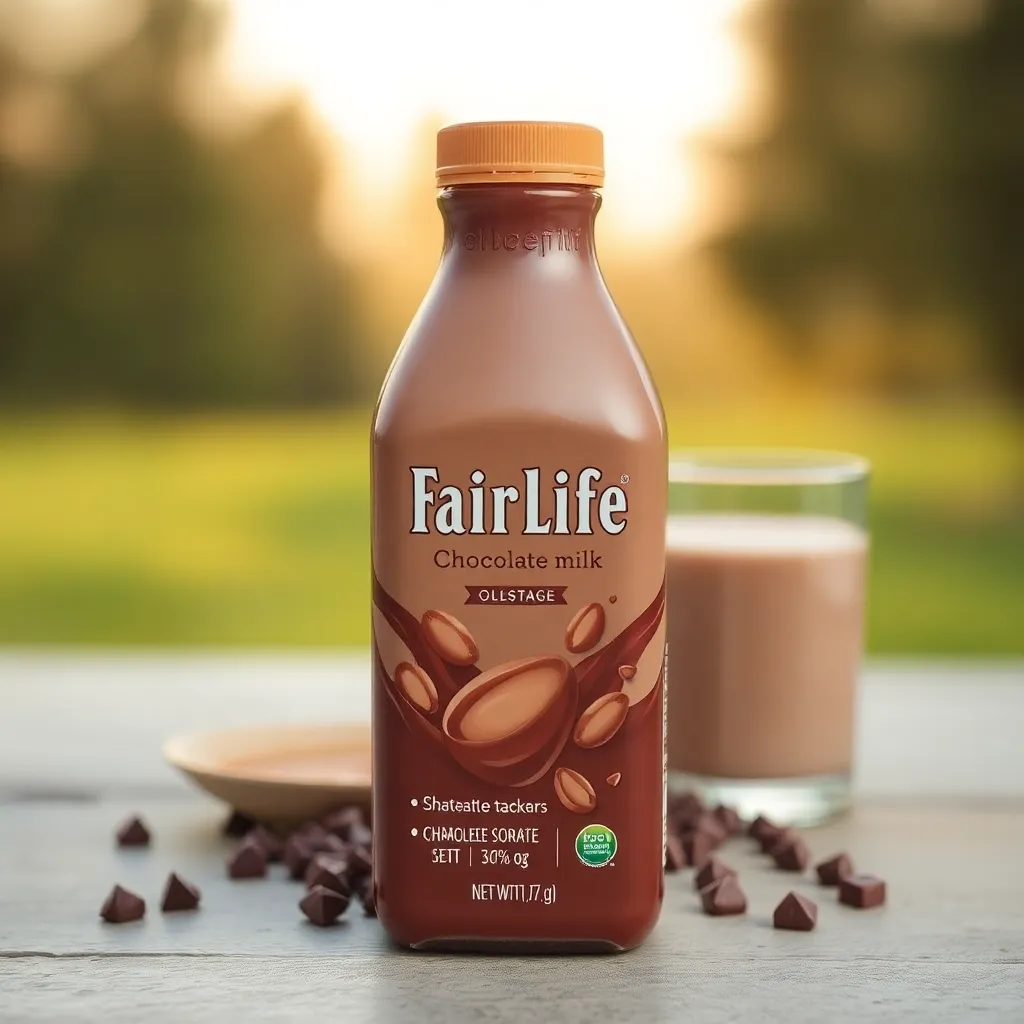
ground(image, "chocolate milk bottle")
xmin=371 ymin=122 xmax=667 ymax=951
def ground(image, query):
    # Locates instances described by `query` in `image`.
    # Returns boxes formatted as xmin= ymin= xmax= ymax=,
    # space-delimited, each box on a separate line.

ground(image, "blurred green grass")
xmin=0 ymin=404 xmax=1021 ymax=653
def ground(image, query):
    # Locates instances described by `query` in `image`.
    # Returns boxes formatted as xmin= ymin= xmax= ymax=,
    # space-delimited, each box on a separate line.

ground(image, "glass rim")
xmin=669 ymin=448 xmax=869 ymax=487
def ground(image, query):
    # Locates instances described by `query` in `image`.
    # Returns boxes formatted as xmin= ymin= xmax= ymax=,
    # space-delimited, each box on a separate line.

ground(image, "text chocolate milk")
xmin=371 ymin=122 xmax=667 ymax=951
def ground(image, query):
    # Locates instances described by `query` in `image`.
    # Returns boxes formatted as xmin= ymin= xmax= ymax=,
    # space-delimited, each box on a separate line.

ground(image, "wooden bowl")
xmin=163 ymin=723 xmax=371 ymax=828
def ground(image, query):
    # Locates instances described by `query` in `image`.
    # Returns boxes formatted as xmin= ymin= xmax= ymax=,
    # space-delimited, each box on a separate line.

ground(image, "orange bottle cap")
xmin=436 ymin=121 xmax=604 ymax=188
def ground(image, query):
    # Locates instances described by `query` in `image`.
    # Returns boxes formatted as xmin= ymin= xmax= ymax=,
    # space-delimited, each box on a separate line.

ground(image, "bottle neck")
xmin=438 ymin=184 xmax=601 ymax=268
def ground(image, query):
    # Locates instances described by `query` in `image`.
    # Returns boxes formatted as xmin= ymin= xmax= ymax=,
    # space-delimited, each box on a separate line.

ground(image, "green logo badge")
xmin=575 ymin=824 xmax=617 ymax=868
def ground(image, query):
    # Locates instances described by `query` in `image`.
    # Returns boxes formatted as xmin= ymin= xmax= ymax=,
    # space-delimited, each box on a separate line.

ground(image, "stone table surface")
xmin=0 ymin=652 xmax=1022 ymax=1023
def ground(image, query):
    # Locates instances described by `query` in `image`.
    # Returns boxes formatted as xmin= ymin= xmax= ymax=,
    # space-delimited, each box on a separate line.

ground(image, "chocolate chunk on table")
xmin=693 ymin=812 xmax=728 ymax=847
xmin=694 ymin=858 xmax=737 ymax=892
xmin=839 ymin=874 xmax=887 ymax=909
xmin=305 ymin=854 xmax=352 ymax=896
xmin=161 ymin=872 xmax=201 ymax=912
xmin=300 ymin=884 xmax=350 ymax=927
xmin=115 ymin=815 xmax=151 ymax=847
xmin=816 ymin=853 xmax=854 ymax=886
xmin=665 ymin=834 xmax=686 ymax=872
xmin=100 ymin=884 xmax=146 ymax=923
xmin=246 ymin=824 xmax=283 ymax=862
xmin=748 ymin=814 xmax=778 ymax=843
xmin=772 ymin=836 xmax=811 ymax=872
xmin=360 ymin=878 xmax=377 ymax=917
xmin=227 ymin=836 xmax=267 ymax=879
xmin=284 ymin=834 xmax=316 ymax=879
xmin=712 ymin=804 xmax=743 ymax=836
xmin=682 ymin=831 xmax=715 ymax=868
xmin=774 ymin=892 xmax=818 ymax=931
xmin=346 ymin=845 xmax=373 ymax=883
xmin=222 ymin=809 xmax=256 ymax=838
xmin=323 ymin=806 xmax=366 ymax=841
xmin=701 ymin=877 xmax=747 ymax=916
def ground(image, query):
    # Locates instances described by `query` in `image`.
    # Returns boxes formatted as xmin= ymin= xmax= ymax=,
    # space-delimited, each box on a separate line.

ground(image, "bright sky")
xmin=223 ymin=0 xmax=750 ymax=240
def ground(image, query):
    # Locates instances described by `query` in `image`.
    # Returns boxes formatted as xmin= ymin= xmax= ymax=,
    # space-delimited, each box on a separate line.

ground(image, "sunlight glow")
xmin=223 ymin=0 xmax=749 ymax=239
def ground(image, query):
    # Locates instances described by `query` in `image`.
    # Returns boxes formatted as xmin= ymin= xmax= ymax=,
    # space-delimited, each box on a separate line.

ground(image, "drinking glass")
xmin=666 ymin=449 xmax=869 ymax=826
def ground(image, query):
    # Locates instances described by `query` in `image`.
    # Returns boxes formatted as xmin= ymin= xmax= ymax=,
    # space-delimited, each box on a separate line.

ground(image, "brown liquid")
xmin=666 ymin=515 xmax=867 ymax=779
xmin=371 ymin=182 xmax=666 ymax=950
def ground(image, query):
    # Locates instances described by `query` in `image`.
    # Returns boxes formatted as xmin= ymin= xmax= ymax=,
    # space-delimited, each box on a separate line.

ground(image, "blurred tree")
xmin=705 ymin=0 xmax=1024 ymax=402
xmin=0 ymin=0 xmax=364 ymax=407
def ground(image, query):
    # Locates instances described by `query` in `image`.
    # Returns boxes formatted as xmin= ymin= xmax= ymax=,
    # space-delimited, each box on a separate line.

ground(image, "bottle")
xmin=371 ymin=121 xmax=667 ymax=951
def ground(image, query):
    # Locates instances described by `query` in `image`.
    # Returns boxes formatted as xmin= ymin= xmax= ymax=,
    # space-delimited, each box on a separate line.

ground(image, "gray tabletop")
xmin=1 ymin=653 xmax=1022 ymax=1023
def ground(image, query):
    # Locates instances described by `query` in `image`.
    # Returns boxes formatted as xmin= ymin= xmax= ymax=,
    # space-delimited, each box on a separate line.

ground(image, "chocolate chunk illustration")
xmin=554 ymin=767 xmax=597 ymax=814
xmin=573 ymin=691 xmax=629 ymax=748
xmin=565 ymin=601 xmax=606 ymax=653
xmin=395 ymin=661 xmax=440 ymax=715
xmin=421 ymin=609 xmax=479 ymax=666
xmin=442 ymin=655 xmax=577 ymax=787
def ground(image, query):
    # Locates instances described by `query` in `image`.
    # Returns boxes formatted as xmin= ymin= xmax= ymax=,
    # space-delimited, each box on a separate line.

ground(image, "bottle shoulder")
xmin=373 ymin=268 xmax=665 ymax=446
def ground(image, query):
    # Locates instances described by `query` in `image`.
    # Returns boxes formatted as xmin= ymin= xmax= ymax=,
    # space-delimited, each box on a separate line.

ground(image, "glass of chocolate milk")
xmin=666 ymin=450 xmax=869 ymax=826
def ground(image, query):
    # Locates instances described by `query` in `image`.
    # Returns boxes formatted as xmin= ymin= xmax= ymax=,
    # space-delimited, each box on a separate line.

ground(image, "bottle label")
xmin=372 ymin=431 xmax=665 ymax=939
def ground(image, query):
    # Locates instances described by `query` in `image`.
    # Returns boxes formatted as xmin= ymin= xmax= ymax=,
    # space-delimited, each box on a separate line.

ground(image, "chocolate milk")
xmin=666 ymin=515 xmax=867 ymax=780
xmin=371 ymin=123 xmax=667 ymax=951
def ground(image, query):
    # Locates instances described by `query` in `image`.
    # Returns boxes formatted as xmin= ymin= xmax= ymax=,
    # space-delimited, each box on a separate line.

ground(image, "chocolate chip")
xmin=115 ymin=815 xmax=151 ymax=847
xmin=346 ymin=845 xmax=373 ymax=883
xmin=222 ymin=810 xmax=256 ymax=838
xmin=816 ymin=853 xmax=854 ymax=886
xmin=665 ymin=834 xmax=686 ymax=872
xmin=227 ymin=836 xmax=267 ymax=879
xmin=347 ymin=821 xmax=373 ymax=850
xmin=773 ymin=892 xmax=817 ymax=931
xmin=320 ymin=834 xmax=349 ymax=855
xmin=771 ymin=836 xmax=811 ymax=872
xmin=694 ymin=812 xmax=728 ymax=847
xmin=758 ymin=824 xmax=792 ymax=854
xmin=682 ymin=830 xmax=715 ymax=868
xmin=161 ymin=872 xmax=201 ymax=912
xmin=247 ymin=824 xmax=284 ymax=862
xmin=300 ymin=884 xmax=349 ymax=926
xmin=694 ymin=857 xmax=737 ymax=892
xmin=298 ymin=821 xmax=330 ymax=848
xmin=305 ymin=854 xmax=352 ymax=896
xmin=323 ymin=807 xmax=365 ymax=840
xmin=712 ymin=804 xmax=743 ymax=836
xmin=748 ymin=814 xmax=779 ymax=844
xmin=700 ymin=877 xmax=746 ymax=916
xmin=284 ymin=833 xmax=315 ymax=880
xmin=839 ymin=874 xmax=886 ymax=909
xmin=100 ymin=884 xmax=145 ymax=923
xmin=668 ymin=791 xmax=704 ymax=829
xmin=359 ymin=878 xmax=377 ymax=917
